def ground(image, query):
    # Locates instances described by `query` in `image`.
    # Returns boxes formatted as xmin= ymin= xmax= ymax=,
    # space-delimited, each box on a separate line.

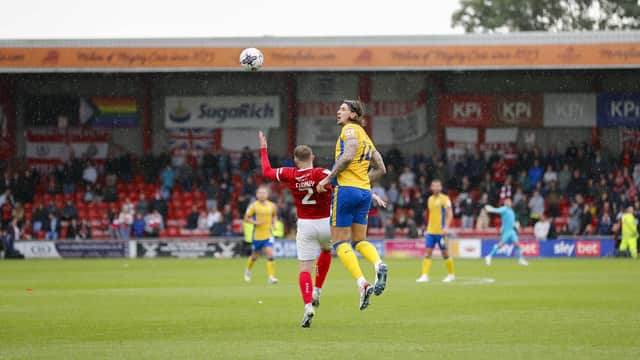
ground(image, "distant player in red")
xmin=258 ymin=131 xmax=332 ymax=328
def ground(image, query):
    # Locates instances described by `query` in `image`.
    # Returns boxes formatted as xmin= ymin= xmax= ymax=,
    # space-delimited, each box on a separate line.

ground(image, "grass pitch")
xmin=1 ymin=257 xmax=639 ymax=359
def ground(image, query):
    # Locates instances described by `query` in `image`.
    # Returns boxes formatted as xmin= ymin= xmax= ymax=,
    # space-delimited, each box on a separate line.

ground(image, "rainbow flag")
xmin=80 ymin=96 xmax=139 ymax=127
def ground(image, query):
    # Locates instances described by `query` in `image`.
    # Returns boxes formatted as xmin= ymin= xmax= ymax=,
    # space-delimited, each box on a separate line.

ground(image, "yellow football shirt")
xmin=334 ymin=123 xmax=376 ymax=190
xmin=427 ymin=193 xmax=452 ymax=235
xmin=245 ymin=200 xmax=276 ymax=241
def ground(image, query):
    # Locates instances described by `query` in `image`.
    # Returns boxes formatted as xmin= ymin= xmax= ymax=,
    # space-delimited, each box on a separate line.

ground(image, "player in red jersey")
xmin=258 ymin=131 xmax=332 ymax=328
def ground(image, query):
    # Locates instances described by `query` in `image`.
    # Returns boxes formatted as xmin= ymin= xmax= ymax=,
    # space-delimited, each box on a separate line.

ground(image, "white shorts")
xmin=296 ymin=218 xmax=332 ymax=261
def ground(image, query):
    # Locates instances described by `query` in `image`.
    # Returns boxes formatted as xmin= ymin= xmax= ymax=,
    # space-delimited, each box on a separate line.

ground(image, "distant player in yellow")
xmin=619 ymin=206 xmax=638 ymax=259
xmin=416 ymin=179 xmax=455 ymax=283
xmin=243 ymin=186 xmax=279 ymax=284
xmin=317 ymin=99 xmax=388 ymax=311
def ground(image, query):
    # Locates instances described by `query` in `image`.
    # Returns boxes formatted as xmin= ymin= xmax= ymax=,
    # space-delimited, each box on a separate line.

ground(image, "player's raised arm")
xmin=484 ymin=204 xmax=499 ymax=213
xmin=368 ymin=151 xmax=387 ymax=184
xmin=316 ymin=133 xmax=358 ymax=193
xmin=258 ymin=131 xmax=277 ymax=180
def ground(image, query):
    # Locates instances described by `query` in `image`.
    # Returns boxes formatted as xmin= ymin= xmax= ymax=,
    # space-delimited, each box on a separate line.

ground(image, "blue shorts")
xmin=331 ymin=186 xmax=371 ymax=227
xmin=252 ymin=238 xmax=273 ymax=252
xmin=425 ymin=234 xmax=447 ymax=250
xmin=500 ymin=230 xmax=519 ymax=244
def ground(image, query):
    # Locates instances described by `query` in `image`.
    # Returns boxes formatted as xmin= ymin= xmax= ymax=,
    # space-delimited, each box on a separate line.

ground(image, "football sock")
xmin=247 ymin=257 xmax=256 ymax=270
xmin=266 ymin=258 xmax=275 ymax=277
xmin=515 ymin=247 xmax=522 ymax=258
xmin=299 ymin=271 xmax=313 ymax=305
xmin=422 ymin=258 xmax=432 ymax=275
xmin=335 ymin=241 xmax=364 ymax=281
xmin=444 ymin=257 xmax=455 ymax=275
xmin=489 ymin=245 xmax=499 ymax=257
xmin=354 ymin=241 xmax=382 ymax=268
xmin=315 ymin=250 xmax=332 ymax=289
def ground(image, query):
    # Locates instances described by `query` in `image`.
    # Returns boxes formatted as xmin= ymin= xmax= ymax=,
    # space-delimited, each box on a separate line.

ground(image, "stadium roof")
xmin=0 ymin=31 xmax=639 ymax=72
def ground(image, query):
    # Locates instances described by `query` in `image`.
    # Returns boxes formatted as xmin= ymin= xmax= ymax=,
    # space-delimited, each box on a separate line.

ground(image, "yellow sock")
xmin=421 ymin=258 xmax=432 ymax=275
xmin=355 ymin=241 xmax=381 ymax=266
xmin=444 ymin=257 xmax=455 ymax=275
xmin=336 ymin=242 xmax=364 ymax=280
xmin=247 ymin=257 xmax=255 ymax=270
xmin=266 ymin=260 xmax=275 ymax=277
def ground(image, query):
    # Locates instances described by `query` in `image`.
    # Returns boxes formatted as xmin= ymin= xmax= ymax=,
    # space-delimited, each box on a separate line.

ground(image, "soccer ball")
xmin=239 ymin=48 xmax=264 ymax=71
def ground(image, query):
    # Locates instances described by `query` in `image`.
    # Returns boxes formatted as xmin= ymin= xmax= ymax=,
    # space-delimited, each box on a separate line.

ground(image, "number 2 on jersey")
xmin=301 ymin=187 xmax=316 ymax=205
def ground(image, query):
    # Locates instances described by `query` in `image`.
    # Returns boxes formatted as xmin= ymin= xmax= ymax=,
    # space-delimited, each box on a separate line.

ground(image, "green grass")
xmin=1 ymin=258 xmax=639 ymax=359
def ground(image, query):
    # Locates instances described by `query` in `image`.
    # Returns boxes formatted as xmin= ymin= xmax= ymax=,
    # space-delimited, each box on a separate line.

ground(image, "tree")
xmin=452 ymin=0 xmax=640 ymax=32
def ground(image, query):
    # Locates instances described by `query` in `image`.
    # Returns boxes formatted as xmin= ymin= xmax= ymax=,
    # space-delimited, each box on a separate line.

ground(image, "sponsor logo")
xmin=42 ymin=50 xmax=60 ymax=65
xmin=608 ymin=100 xmax=640 ymax=118
xmin=499 ymin=101 xmax=532 ymax=123
xmin=355 ymin=49 xmax=372 ymax=64
xmin=557 ymin=46 xmax=581 ymax=62
xmin=197 ymin=102 xmax=275 ymax=123
xmin=553 ymin=241 xmax=575 ymax=256
xmin=36 ymin=144 xmax=50 ymax=157
xmin=553 ymin=101 xmax=585 ymax=121
xmin=29 ymin=244 xmax=53 ymax=255
xmin=576 ymin=241 xmax=601 ymax=257
xmin=169 ymin=102 xmax=192 ymax=123
xmin=452 ymin=102 xmax=482 ymax=121
xmin=520 ymin=241 xmax=540 ymax=256
xmin=295 ymin=174 xmax=310 ymax=182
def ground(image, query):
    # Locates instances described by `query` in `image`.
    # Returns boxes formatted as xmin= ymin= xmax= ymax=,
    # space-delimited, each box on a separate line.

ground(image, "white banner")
xmin=14 ymin=241 xmax=61 ymax=259
xmin=456 ymin=239 xmax=482 ymax=259
xmin=543 ymin=93 xmax=596 ymax=127
xmin=165 ymin=96 xmax=281 ymax=128
xmin=483 ymin=128 xmax=518 ymax=160
xmin=445 ymin=127 xmax=478 ymax=158
xmin=26 ymin=128 xmax=110 ymax=165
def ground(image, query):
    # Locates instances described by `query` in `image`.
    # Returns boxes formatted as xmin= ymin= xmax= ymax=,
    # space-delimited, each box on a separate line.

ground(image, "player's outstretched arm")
xmin=258 ymin=131 xmax=277 ymax=180
xmin=368 ymin=151 xmax=387 ymax=183
xmin=316 ymin=138 xmax=358 ymax=193
xmin=484 ymin=205 xmax=498 ymax=213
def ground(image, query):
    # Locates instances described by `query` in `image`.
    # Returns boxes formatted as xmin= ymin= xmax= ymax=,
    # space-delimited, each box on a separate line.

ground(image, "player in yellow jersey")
xmin=317 ymin=99 xmax=388 ymax=311
xmin=416 ymin=179 xmax=456 ymax=283
xmin=243 ymin=185 xmax=279 ymax=284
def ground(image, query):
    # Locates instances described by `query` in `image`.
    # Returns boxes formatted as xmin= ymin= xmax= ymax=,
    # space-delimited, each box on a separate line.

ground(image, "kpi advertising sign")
xmin=597 ymin=93 xmax=640 ymax=127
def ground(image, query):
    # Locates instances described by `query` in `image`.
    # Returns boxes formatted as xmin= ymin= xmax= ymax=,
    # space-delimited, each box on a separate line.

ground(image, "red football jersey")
xmin=274 ymin=167 xmax=332 ymax=219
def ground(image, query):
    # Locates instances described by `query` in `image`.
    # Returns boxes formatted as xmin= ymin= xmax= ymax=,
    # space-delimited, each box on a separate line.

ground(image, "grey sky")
xmin=0 ymin=0 xmax=462 ymax=39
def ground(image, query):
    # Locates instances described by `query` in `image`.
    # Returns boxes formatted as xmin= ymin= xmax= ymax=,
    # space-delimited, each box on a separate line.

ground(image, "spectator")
xmin=590 ymin=150 xmax=609 ymax=179
xmin=239 ymin=146 xmax=256 ymax=176
xmin=46 ymin=200 xmax=59 ymax=217
xmin=567 ymin=169 xmax=587 ymax=198
xmin=557 ymin=163 xmax=571 ymax=192
xmin=543 ymin=164 xmax=558 ymax=186
xmin=132 ymin=214 xmax=146 ymax=238
xmin=11 ymin=202 xmax=24 ymax=226
xmin=528 ymin=190 xmax=544 ymax=225
xmin=135 ymin=193 xmax=149 ymax=216
xmin=580 ymin=203 xmax=594 ymax=235
xmin=197 ymin=209 xmax=209 ymax=231
xmin=633 ymin=163 xmax=640 ymax=191
xmin=150 ymin=192 xmax=168 ymax=221
xmin=0 ymin=189 xmax=14 ymax=208
xmin=528 ymin=159 xmax=543 ymax=188
xmin=66 ymin=218 xmax=80 ymax=239
xmin=206 ymin=207 xmax=224 ymax=235
xmin=398 ymin=167 xmax=416 ymax=189
xmin=179 ymin=163 xmax=194 ymax=192
xmin=144 ymin=209 xmax=164 ymax=237
xmin=499 ymin=175 xmax=513 ymax=204
xmin=76 ymin=219 xmax=91 ymax=240
xmin=387 ymin=182 xmax=399 ymax=205
xmin=160 ymin=165 xmax=176 ymax=191
xmin=202 ymin=178 xmax=219 ymax=211
xmin=545 ymin=182 xmax=562 ymax=218
xmin=568 ymin=195 xmax=583 ymax=235
xmin=514 ymin=193 xmax=530 ymax=228
xmin=45 ymin=176 xmax=61 ymax=195
xmin=61 ymin=163 xmax=75 ymax=195
xmin=186 ymin=205 xmax=200 ymax=230
xmin=117 ymin=205 xmax=134 ymax=240
xmin=45 ymin=213 xmax=61 ymax=240
xmin=60 ymin=199 xmax=78 ymax=222
xmin=534 ymin=214 xmax=551 ymax=240
xmin=82 ymin=161 xmax=98 ymax=186
xmin=32 ymin=203 xmax=48 ymax=233
xmin=103 ymin=183 xmax=118 ymax=203
xmin=459 ymin=194 xmax=475 ymax=229
xmin=517 ymin=170 xmax=531 ymax=194
xmin=384 ymin=218 xmax=396 ymax=239
xmin=597 ymin=210 xmax=613 ymax=235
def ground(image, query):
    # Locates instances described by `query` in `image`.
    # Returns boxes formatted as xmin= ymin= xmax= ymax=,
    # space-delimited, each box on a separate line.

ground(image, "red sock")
xmin=299 ymin=271 xmax=313 ymax=305
xmin=315 ymin=250 xmax=332 ymax=289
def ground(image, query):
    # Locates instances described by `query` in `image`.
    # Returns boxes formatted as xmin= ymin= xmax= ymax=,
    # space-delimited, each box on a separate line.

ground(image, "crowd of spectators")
xmin=1 ymin=140 xmax=640 ymax=250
